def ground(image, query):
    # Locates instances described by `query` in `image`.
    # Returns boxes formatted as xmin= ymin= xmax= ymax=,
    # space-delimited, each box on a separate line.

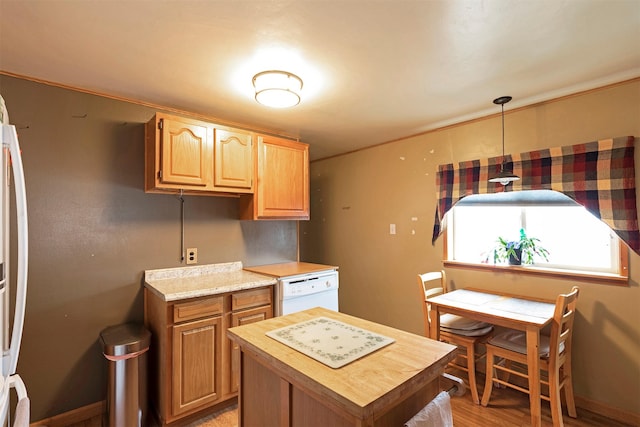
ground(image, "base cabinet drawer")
xmin=174 ymin=296 xmax=224 ymax=323
xmin=231 ymin=287 xmax=272 ymax=311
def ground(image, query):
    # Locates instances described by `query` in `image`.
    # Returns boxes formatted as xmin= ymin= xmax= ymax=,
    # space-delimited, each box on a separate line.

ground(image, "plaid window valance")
xmin=432 ymin=136 xmax=640 ymax=255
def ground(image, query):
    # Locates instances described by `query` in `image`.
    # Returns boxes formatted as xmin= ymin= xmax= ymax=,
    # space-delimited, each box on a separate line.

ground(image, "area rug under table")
xmin=266 ymin=316 xmax=395 ymax=368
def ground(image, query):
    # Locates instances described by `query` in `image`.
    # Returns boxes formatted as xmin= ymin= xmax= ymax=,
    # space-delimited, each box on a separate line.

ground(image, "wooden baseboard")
xmin=30 ymin=401 xmax=104 ymax=427
xmin=575 ymin=395 xmax=640 ymax=426
xmin=31 ymin=395 xmax=640 ymax=427
xmin=30 ymin=398 xmax=237 ymax=427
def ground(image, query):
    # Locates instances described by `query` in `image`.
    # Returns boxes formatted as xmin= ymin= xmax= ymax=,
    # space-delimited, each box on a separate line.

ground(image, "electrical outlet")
xmin=186 ymin=248 xmax=198 ymax=265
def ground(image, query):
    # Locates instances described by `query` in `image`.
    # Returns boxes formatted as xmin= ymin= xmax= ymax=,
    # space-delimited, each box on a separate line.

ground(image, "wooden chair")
xmin=417 ymin=271 xmax=493 ymax=404
xmin=481 ymin=286 xmax=580 ymax=427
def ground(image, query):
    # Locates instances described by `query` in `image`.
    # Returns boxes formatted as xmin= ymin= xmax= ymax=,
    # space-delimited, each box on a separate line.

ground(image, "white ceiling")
xmin=1 ymin=0 xmax=639 ymax=160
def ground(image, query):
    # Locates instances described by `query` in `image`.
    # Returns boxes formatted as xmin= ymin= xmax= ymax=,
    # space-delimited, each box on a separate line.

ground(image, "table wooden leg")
xmin=429 ymin=306 xmax=440 ymax=340
xmin=526 ymin=327 xmax=541 ymax=427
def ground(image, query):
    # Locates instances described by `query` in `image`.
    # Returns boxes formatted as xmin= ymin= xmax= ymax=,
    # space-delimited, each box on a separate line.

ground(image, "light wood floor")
xmin=67 ymin=382 xmax=633 ymax=427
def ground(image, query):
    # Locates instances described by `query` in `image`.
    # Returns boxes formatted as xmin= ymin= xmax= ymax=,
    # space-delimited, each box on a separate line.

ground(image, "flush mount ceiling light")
xmin=489 ymin=96 xmax=520 ymax=186
xmin=252 ymin=70 xmax=303 ymax=108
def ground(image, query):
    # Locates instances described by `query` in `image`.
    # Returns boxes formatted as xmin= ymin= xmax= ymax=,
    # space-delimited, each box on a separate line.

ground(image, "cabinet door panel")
xmin=214 ymin=128 xmax=253 ymax=191
xmin=172 ymin=317 xmax=221 ymax=416
xmin=230 ymin=305 xmax=272 ymax=393
xmin=161 ymin=118 xmax=212 ymax=187
xmin=255 ymin=136 xmax=309 ymax=219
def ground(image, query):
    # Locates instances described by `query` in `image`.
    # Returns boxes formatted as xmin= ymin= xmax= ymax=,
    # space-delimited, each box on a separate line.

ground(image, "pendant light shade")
xmin=253 ymin=70 xmax=303 ymax=108
xmin=489 ymin=96 xmax=520 ymax=186
xmin=489 ymin=168 xmax=520 ymax=185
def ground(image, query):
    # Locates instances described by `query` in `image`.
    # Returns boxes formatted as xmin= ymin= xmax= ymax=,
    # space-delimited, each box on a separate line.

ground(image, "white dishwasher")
xmin=243 ymin=262 xmax=339 ymax=316
xmin=279 ymin=270 xmax=339 ymax=316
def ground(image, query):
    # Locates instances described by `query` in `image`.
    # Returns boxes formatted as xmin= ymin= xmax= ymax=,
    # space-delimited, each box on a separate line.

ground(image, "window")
xmin=445 ymin=190 xmax=627 ymax=282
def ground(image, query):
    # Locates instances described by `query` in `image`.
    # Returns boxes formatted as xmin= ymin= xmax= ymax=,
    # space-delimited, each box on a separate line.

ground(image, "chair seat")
xmin=440 ymin=313 xmax=491 ymax=331
xmin=488 ymin=329 xmax=564 ymax=357
xmin=442 ymin=324 xmax=494 ymax=337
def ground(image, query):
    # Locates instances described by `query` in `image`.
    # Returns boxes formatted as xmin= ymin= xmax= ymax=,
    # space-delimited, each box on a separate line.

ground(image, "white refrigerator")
xmin=0 ymin=95 xmax=29 ymax=426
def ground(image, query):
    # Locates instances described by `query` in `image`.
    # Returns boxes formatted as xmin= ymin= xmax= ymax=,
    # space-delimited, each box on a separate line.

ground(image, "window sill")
xmin=443 ymin=260 xmax=629 ymax=286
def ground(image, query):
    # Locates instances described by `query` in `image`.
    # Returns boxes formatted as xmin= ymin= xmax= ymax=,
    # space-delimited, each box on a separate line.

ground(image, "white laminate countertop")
xmin=144 ymin=261 xmax=277 ymax=302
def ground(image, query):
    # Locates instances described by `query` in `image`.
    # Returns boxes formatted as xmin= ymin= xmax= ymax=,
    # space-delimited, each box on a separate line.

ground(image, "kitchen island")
xmin=227 ymin=307 xmax=457 ymax=427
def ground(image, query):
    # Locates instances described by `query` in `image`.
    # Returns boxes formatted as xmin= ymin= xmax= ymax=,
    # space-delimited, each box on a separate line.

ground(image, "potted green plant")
xmin=492 ymin=228 xmax=550 ymax=265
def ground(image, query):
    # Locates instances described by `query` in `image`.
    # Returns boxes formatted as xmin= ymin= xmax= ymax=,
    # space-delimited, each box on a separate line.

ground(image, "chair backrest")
xmin=548 ymin=286 xmax=580 ymax=369
xmin=417 ymin=270 xmax=447 ymax=338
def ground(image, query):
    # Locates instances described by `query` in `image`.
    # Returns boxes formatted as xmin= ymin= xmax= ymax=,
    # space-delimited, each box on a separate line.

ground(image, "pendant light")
xmin=489 ymin=96 xmax=520 ymax=185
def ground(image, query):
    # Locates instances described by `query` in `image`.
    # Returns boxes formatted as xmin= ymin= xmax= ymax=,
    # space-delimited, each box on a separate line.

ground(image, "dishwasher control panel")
xmin=281 ymin=271 xmax=339 ymax=298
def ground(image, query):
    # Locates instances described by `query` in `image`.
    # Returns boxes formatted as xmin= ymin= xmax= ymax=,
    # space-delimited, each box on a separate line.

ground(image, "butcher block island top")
xmin=144 ymin=261 xmax=276 ymax=301
xmin=227 ymin=307 xmax=457 ymax=427
xmin=243 ymin=261 xmax=338 ymax=277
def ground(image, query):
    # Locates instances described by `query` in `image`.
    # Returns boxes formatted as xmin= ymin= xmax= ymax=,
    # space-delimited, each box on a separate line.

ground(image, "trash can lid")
xmin=100 ymin=323 xmax=151 ymax=357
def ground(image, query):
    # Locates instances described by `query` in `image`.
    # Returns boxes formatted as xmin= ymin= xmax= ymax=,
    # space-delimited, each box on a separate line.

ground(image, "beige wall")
xmin=0 ymin=75 xmax=298 ymax=420
xmin=301 ymin=80 xmax=640 ymax=415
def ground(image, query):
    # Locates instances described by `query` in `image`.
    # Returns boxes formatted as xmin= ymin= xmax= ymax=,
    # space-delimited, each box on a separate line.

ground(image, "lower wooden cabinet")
xmin=144 ymin=286 xmax=273 ymax=426
xmin=172 ymin=316 xmax=222 ymax=416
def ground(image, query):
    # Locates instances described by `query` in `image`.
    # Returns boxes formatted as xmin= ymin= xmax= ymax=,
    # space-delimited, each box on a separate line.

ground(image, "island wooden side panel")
xmin=239 ymin=350 xmax=440 ymax=427
xmin=239 ymin=351 xmax=282 ymax=426
xmin=240 ymin=351 xmax=359 ymax=427
xmin=373 ymin=379 xmax=439 ymax=425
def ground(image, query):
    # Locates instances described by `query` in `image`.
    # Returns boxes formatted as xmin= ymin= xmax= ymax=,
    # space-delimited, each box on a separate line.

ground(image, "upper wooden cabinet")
xmin=146 ymin=113 xmax=309 ymax=219
xmin=145 ymin=113 xmax=214 ymax=192
xmin=213 ymin=127 xmax=253 ymax=193
xmin=240 ymin=135 xmax=310 ymax=220
xmin=145 ymin=113 xmax=254 ymax=194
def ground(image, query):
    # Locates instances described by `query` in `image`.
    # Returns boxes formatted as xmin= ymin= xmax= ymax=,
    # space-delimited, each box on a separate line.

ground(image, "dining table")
xmin=428 ymin=287 xmax=557 ymax=427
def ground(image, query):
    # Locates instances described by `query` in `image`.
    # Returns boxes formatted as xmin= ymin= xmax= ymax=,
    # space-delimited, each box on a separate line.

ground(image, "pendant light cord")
xmin=493 ymin=95 xmax=512 ymax=169
xmin=489 ymin=95 xmax=519 ymax=185
xmin=501 ymin=103 xmax=505 ymax=168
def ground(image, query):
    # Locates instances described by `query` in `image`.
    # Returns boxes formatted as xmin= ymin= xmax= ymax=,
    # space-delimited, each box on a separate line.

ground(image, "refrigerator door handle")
xmin=3 ymin=124 xmax=28 ymax=377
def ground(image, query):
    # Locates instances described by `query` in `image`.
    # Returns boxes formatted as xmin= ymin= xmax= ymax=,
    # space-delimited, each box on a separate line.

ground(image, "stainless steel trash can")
xmin=100 ymin=323 xmax=151 ymax=427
